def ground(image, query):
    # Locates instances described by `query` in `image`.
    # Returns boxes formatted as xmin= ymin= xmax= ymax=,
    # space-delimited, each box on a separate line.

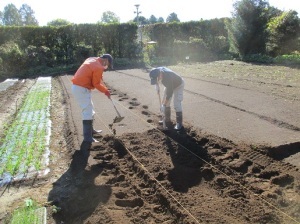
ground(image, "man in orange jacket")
xmin=71 ymin=54 xmax=113 ymax=144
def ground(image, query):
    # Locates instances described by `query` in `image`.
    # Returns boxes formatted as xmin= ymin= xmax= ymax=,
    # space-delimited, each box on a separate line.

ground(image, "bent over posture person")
xmin=71 ymin=54 xmax=113 ymax=144
xmin=149 ymin=67 xmax=185 ymax=130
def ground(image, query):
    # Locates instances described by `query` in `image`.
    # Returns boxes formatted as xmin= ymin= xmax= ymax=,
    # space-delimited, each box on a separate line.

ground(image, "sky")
xmin=0 ymin=0 xmax=299 ymax=26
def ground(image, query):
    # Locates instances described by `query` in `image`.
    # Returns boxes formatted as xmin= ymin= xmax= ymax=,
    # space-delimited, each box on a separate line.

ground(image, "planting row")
xmin=0 ymin=77 xmax=52 ymax=186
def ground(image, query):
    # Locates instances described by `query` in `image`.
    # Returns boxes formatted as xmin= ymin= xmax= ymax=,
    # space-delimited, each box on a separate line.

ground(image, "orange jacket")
xmin=72 ymin=57 xmax=108 ymax=93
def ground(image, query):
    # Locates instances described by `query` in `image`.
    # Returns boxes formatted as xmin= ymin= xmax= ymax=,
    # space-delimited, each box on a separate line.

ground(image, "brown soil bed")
xmin=0 ymin=61 xmax=300 ymax=224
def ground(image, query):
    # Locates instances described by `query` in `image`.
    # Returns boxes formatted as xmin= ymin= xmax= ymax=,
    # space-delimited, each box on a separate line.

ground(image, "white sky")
xmin=0 ymin=0 xmax=299 ymax=26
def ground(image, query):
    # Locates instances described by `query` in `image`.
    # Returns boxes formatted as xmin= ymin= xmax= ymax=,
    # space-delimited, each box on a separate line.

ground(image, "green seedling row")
xmin=0 ymin=77 xmax=52 ymax=182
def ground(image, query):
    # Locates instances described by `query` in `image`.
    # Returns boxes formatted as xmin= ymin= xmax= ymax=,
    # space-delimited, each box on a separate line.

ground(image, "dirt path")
xmin=0 ymin=61 xmax=299 ymax=224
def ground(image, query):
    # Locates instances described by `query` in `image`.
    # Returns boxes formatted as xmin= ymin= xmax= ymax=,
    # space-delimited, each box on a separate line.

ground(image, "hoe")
xmin=110 ymin=98 xmax=124 ymax=123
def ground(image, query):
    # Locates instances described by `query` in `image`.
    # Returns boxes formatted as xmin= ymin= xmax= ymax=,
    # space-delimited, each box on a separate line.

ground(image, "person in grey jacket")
xmin=149 ymin=67 xmax=185 ymax=130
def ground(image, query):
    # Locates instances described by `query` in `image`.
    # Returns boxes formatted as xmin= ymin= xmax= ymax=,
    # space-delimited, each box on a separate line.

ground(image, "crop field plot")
xmin=47 ymin=89 xmax=300 ymax=224
xmin=0 ymin=61 xmax=300 ymax=223
xmin=0 ymin=77 xmax=51 ymax=186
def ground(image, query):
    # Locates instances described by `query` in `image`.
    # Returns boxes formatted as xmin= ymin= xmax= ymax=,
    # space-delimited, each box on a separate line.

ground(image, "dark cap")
xmin=101 ymin=54 xmax=113 ymax=69
xmin=149 ymin=68 xmax=161 ymax=85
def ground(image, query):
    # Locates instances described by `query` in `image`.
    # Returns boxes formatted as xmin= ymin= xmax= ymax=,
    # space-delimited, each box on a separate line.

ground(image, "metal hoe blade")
xmin=113 ymin=116 xmax=124 ymax=123
xmin=110 ymin=99 xmax=124 ymax=123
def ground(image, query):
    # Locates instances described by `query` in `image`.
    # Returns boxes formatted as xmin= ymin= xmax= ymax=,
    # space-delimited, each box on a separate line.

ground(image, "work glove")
xmin=104 ymin=90 xmax=111 ymax=99
xmin=160 ymin=104 xmax=166 ymax=113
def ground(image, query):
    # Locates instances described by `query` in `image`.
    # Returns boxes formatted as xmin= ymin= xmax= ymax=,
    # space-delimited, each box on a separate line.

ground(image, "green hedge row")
xmin=145 ymin=19 xmax=230 ymax=64
xmin=1 ymin=19 xmax=297 ymax=80
xmin=0 ymin=23 xmax=140 ymax=79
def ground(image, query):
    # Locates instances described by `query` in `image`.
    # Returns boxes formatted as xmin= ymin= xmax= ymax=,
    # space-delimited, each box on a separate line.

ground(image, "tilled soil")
xmin=0 ymin=62 xmax=300 ymax=224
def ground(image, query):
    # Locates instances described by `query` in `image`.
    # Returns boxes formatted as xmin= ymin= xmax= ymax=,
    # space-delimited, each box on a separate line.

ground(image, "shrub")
xmin=274 ymin=53 xmax=300 ymax=65
xmin=242 ymin=54 xmax=274 ymax=63
xmin=0 ymin=42 xmax=25 ymax=75
xmin=74 ymin=43 xmax=93 ymax=64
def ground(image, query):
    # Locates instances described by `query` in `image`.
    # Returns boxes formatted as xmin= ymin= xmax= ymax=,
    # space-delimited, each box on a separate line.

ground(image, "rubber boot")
xmin=92 ymin=116 xmax=102 ymax=135
xmin=83 ymin=120 xmax=99 ymax=143
xmin=92 ymin=120 xmax=102 ymax=135
xmin=93 ymin=129 xmax=102 ymax=134
xmin=174 ymin=112 xmax=183 ymax=130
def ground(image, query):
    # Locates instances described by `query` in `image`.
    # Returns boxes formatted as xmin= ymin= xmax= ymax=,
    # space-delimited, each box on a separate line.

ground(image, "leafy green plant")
xmin=10 ymin=198 xmax=46 ymax=224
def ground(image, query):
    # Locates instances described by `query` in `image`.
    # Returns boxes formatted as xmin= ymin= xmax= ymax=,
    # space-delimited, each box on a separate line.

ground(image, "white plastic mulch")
xmin=0 ymin=77 xmax=52 ymax=186
xmin=0 ymin=79 xmax=19 ymax=92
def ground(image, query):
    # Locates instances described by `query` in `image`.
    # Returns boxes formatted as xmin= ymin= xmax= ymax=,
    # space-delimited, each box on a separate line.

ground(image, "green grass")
xmin=9 ymin=199 xmax=46 ymax=224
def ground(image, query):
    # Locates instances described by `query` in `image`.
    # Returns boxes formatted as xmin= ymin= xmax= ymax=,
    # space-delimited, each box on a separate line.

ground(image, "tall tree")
xmin=19 ymin=4 xmax=38 ymax=26
xmin=47 ymin=19 xmax=72 ymax=26
xmin=166 ymin=13 xmax=180 ymax=23
xmin=0 ymin=11 xmax=3 ymax=26
xmin=133 ymin=16 xmax=148 ymax=25
xmin=267 ymin=10 xmax=300 ymax=56
xmin=226 ymin=0 xmax=269 ymax=57
xmin=157 ymin=17 xmax=164 ymax=23
xmin=100 ymin=11 xmax=120 ymax=23
xmin=148 ymin=15 xmax=157 ymax=24
xmin=2 ymin=3 xmax=22 ymax=26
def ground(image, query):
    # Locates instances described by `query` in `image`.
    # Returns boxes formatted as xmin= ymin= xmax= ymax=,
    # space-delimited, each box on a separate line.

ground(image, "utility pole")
xmin=134 ymin=4 xmax=142 ymax=44
xmin=134 ymin=4 xmax=140 ymax=25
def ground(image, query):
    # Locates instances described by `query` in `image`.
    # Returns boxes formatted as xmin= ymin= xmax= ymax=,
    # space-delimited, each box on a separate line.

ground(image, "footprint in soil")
xmin=115 ymin=191 xmax=127 ymax=199
xmin=142 ymin=111 xmax=149 ymax=115
xmin=270 ymin=174 xmax=294 ymax=187
xmin=91 ymin=145 xmax=107 ymax=151
xmin=115 ymin=197 xmax=144 ymax=208
xmin=258 ymin=170 xmax=279 ymax=179
xmin=119 ymin=97 xmax=129 ymax=101
xmin=93 ymin=154 xmax=113 ymax=160
xmin=129 ymin=101 xmax=140 ymax=106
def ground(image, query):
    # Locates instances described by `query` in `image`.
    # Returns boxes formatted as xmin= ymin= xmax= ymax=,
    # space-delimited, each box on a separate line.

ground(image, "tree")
xmin=226 ymin=0 xmax=269 ymax=58
xmin=133 ymin=16 xmax=148 ymax=25
xmin=267 ymin=6 xmax=283 ymax=19
xmin=148 ymin=15 xmax=164 ymax=24
xmin=157 ymin=17 xmax=164 ymax=23
xmin=2 ymin=3 xmax=22 ymax=26
xmin=47 ymin=19 xmax=72 ymax=26
xmin=166 ymin=13 xmax=180 ymax=23
xmin=1 ymin=3 xmax=38 ymax=26
xmin=19 ymin=4 xmax=38 ymax=26
xmin=267 ymin=10 xmax=300 ymax=56
xmin=0 ymin=11 xmax=3 ymax=26
xmin=148 ymin=15 xmax=157 ymax=24
xmin=100 ymin=11 xmax=120 ymax=23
